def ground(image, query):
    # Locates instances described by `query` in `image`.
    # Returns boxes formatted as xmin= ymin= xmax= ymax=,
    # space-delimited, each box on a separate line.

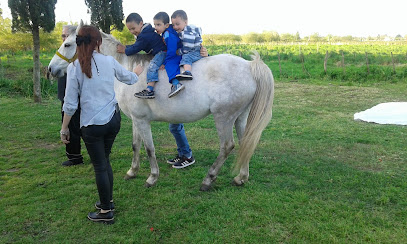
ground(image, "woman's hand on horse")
xmin=60 ymin=129 xmax=70 ymax=144
xmin=133 ymin=65 xmax=144 ymax=76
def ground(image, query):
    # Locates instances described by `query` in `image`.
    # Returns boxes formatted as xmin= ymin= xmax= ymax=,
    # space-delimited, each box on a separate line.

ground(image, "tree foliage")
xmin=85 ymin=0 xmax=124 ymax=34
xmin=8 ymin=0 xmax=56 ymax=33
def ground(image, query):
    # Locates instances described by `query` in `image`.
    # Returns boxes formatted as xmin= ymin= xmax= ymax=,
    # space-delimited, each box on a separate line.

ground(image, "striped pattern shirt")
xmin=178 ymin=25 xmax=202 ymax=54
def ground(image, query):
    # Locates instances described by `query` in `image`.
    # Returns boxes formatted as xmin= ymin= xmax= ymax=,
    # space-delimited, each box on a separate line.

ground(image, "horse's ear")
xmin=77 ymin=20 xmax=84 ymax=34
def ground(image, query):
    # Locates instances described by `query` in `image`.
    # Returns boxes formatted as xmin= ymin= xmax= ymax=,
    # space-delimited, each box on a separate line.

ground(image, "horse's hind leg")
xmin=233 ymin=109 xmax=250 ymax=186
xmin=200 ymin=119 xmax=235 ymax=191
xmin=125 ymin=121 xmax=142 ymax=180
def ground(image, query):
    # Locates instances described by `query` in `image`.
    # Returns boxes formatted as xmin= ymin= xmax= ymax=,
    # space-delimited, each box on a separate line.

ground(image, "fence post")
xmin=278 ymin=52 xmax=282 ymax=77
xmin=365 ymin=52 xmax=370 ymax=75
xmin=341 ymin=50 xmax=345 ymax=75
xmin=300 ymin=52 xmax=311 ymax=77
xmin=324 ymin=51 xmax=329 ymax=74
xmin=391 ymin=52 xmax=396 ymax=74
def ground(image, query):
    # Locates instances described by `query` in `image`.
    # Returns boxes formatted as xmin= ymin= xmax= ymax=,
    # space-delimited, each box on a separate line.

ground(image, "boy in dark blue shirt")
xmin=117 ymin=13 xmax=166 ymax=99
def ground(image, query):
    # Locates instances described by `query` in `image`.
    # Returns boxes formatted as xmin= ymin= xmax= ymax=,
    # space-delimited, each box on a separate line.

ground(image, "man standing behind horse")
xmin=58 ymin=25 xmax=84 ymax=166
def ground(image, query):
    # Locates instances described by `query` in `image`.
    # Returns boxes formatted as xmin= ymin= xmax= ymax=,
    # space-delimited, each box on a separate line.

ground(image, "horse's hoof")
xmin=232 ymin=179 xmax=245 ymax=186
xmin=144 ymin=182 xmax=155 ymax=188
xmin=200 ymin=184 xmax=211 ymax=191
xmin=124 ymin=174 xmax=136 ymax=180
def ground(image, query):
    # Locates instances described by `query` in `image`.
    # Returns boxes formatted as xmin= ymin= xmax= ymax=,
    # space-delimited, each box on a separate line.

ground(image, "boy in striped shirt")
xmin=171 ymin=10 xmax=203 ymax=80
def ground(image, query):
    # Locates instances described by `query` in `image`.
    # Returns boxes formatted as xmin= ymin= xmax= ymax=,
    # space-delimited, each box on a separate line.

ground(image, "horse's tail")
xmin=234 ymin=51 xmax=274 ymax=173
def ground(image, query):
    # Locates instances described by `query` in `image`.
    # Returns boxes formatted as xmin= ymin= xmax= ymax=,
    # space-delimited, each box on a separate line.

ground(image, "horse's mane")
xmin=100 ymin=32 xmax=153 ymax=65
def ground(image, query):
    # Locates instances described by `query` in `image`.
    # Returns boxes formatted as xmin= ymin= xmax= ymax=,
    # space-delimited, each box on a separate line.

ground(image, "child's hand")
xmin=200 ymin=46 xmax=209 ymax=57
xmin=133 ymin=64 xmax=144 ymax=76
xmin=117 ymin=44 xmax=126 ymax=53
xmin=159 ymin=64 xmax=165 ymax=70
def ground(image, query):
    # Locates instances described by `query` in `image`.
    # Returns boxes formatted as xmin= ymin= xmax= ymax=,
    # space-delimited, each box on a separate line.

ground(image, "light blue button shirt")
xmin=63 ymin=51 xmax=138 ymax=128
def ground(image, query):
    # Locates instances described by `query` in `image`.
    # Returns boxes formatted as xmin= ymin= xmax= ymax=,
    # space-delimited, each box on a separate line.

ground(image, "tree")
xmin=85 ymin=0 xmax=124 ymax=34
xmin=8 ymin=0 xmax=57 ymax=103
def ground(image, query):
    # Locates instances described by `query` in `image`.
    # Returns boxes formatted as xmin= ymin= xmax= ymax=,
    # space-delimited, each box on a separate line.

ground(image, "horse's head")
xmin=47 ymin=20 xmax=84 ymax=78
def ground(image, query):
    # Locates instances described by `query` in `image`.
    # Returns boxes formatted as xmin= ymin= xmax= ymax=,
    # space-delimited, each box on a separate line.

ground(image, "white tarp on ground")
xmin=354 ymin=102 xmax=407 ymax=125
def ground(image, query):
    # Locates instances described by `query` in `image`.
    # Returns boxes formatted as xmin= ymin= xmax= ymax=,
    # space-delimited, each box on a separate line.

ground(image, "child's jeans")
xmin=180 ymin=47 xmax=202 ymax=67
xmin=147 ymin=51 xmax=166 ymax=83
xmin=169 ymin=123 xmax=192 ymax=158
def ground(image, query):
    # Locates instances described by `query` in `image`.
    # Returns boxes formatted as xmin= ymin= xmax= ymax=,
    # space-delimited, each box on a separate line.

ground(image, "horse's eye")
xmin=64 ymin=43 xmax=71 ymax=48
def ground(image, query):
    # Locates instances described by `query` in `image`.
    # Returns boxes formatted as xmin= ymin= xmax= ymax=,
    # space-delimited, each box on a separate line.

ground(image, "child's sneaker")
xmin=176 ymin=71 xmax=193 ymax=80
xmin=167 ymin=155 xmax=182 ymax=165
xmin=168 ymin=83 xmax=184 ymax=98
xmin=134 ymin=89 xmax=155 ymax=99
xmin=172 ymin=156 xmax=195 ymax=169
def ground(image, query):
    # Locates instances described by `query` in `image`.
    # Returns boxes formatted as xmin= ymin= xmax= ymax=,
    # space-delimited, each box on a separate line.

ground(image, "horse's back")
xmin=116 ymin=54 xmax=257 ymax=124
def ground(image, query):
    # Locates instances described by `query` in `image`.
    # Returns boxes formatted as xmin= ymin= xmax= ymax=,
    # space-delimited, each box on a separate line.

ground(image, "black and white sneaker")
xmin=87 ymin=210 xmax=114 ymax=224
xmin=176 ymin=71 xmax=193 ymax=80
xmin=167 ymin=155 xmax=182 ymax=165
xmin=168 ymin=83 xmax=185 ymax=98
xmin=134 ymin=89 xmax=155 ymax=99
xmin=172 ymin=156 xmax=195 ymax=169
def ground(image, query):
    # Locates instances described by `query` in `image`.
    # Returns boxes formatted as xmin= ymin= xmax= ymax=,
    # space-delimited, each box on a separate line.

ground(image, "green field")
xmin=0 ymin=50 xmax=407 ymax=243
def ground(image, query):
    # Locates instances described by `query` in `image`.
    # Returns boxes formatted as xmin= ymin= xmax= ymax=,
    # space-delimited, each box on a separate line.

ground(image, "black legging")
xmin=81 ymin=111 xmax=121 ymax=210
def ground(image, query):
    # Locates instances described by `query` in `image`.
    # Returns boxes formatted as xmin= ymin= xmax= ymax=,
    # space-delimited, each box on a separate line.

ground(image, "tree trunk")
xmin=32 ymin=25 xmax=42 ymax=103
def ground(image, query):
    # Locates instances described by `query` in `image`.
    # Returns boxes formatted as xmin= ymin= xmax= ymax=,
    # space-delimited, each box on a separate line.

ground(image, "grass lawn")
xmin=1 ymin=80 xmax=406 ymax=243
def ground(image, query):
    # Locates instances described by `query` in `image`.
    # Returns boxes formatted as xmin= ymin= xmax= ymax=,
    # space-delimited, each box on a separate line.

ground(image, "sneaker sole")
xmin=134 ymin=95 xmax=155 ymax=99
xmin=172 ymin=160 xmax=195 ymax=169
xmin=87 ymin=216 xmax=115 ymax=224
xmin=176 ymin=75 xmax=193 ymax=80
xmin=168 ymin=85 xmax=185 ymax=98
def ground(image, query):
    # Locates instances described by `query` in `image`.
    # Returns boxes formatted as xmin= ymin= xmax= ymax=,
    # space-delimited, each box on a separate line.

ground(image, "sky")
xmin=0 ymin=0 xmax=405 ymax=37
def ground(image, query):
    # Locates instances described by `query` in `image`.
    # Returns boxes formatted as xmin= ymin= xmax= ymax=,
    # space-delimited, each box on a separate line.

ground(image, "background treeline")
xmin=1 ymin=17 xmax=406 ymax=52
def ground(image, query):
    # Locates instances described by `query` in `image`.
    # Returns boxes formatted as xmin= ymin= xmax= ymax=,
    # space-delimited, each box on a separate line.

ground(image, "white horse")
xmin=48 ymin=21 xmax=274 ymax=191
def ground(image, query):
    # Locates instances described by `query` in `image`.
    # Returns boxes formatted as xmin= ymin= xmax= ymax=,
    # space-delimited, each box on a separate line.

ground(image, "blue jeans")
xmin=147 ymin=51 xmax=166 ymax=83
xmin=180 ymin=47 xmax=202 ymax=66
xmin=169 ymin=123 xmax=192 ymax=158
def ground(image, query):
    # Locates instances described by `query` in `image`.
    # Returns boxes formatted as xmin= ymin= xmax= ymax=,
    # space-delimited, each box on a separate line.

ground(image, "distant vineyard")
xmin=205 ymin=43 xmax=407 ymax=83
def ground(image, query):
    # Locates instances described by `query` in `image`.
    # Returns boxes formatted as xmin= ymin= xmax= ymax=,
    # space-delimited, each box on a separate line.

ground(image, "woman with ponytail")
xmin=60 ymin=25 xmax=143 ymax=224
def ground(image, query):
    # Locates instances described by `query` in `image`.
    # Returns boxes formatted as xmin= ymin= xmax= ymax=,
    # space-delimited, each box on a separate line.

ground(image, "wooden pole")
xmin=300 ymin=53 xmax=311 ymax=77
xmin=365 ymin=52 xmax=370 ymax=75
xmin=278 ymin=52 xmax=282 ymax=77
xmin=324 ymin=51 xmax=329 ymax=74
xmin=391 ymin=52 xmax=396 ymax=74
xmin=341 ymin=50 xmax=345 ymax=75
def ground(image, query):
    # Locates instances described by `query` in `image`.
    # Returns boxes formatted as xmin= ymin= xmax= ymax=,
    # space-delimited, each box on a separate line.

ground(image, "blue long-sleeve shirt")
xmin=162 ymin=25 xmax=182 ymax=81
xmin=63 ymin=51 xmax=139 ymax=128
xmin=163 ymin=25 xmax=182 ymax=66
xmin=125 ymin=23 xmax=166 ymax=56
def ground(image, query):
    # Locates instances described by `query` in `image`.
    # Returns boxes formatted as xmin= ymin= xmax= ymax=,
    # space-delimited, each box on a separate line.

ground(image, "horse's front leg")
xmin=125 ymin=121 xmax=142 ymax=180
xmin=136 ymin=120 xmax=159 ymax=187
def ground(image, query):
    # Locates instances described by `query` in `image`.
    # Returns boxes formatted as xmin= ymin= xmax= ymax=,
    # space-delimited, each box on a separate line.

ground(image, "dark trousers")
xmin=81 ymin=111 xmax=121 ymax=210
xmin=61 ymin=103 xmax=83 ymax=163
